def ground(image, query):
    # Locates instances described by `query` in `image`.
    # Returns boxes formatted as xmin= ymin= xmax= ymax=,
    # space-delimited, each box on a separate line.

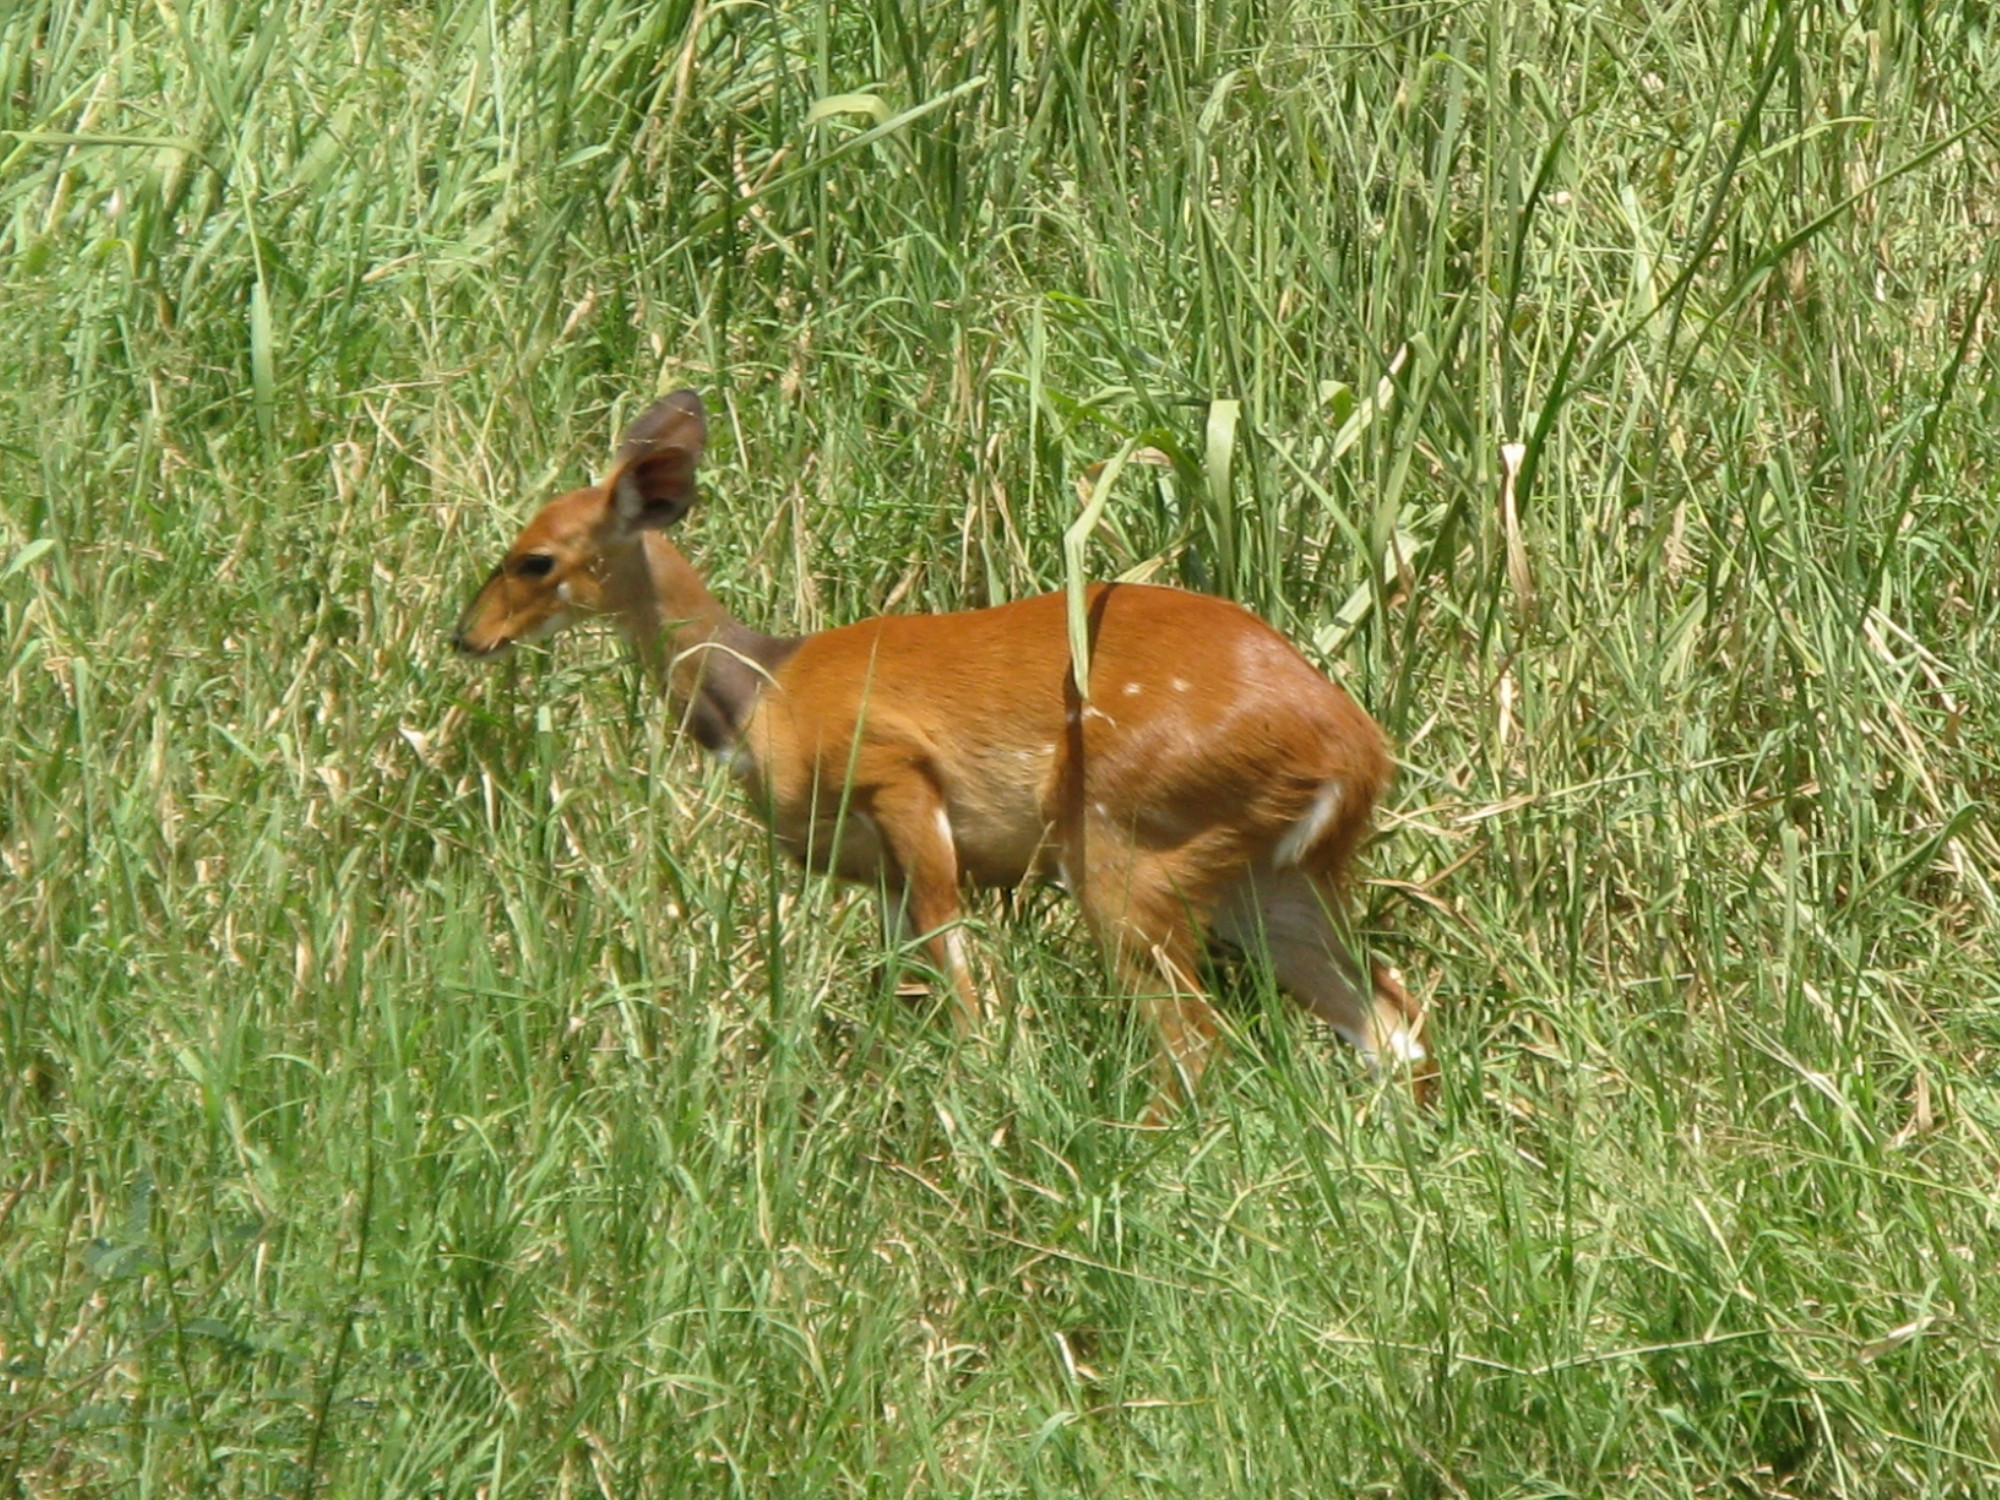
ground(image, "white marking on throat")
xmin=1385 ymin=1028 xmax=1429 ymax=1065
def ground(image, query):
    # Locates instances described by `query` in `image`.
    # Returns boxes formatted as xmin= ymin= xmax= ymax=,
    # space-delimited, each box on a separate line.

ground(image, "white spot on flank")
xmin=1091 ymin=801 xmax=1109 ymax=820
xmin=1082 ymin=705 xmax=1115 ymax=726
xmin=1170 ymin=677 xmax=1191 ymax=694
xmin=1274 ymin=779 xmax=1344 ymax=868
xmin=1121 ymin=681 xmax=1142 ymax=697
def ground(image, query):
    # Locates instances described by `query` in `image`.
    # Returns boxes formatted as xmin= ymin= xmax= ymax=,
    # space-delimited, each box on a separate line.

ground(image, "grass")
xmin=4 ymin=0 xmax=2000 ymax=1493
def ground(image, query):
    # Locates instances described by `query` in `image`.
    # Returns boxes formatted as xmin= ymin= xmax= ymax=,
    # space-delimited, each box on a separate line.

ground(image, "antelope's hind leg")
xmin=1072 ymin=850 xmax=1228 ymax=1121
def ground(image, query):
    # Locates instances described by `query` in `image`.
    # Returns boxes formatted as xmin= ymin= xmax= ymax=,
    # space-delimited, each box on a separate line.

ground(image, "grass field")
xmin=5 ymin=0 xmax=2000 ymax=1494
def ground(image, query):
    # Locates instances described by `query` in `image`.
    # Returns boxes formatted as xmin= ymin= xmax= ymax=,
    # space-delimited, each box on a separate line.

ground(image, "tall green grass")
xmin=4 ymin=0 xmax=1998 ymax=1493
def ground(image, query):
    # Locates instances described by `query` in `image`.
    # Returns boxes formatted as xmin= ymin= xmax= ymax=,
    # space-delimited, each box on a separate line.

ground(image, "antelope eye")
xmin=514 ymin=554 xmax=556 ymax=579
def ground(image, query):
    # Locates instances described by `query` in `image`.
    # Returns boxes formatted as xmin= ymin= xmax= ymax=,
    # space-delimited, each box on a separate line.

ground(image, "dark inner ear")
xmin=613 ymin=448 xmax=698 ymax=529
xmin=610 ymin=390 xmax=706 ymax=530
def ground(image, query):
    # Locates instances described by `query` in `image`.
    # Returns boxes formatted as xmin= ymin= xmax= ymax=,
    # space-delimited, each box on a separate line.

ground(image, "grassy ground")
xmin=5 ymin=0 xmax=2000 ymax=1494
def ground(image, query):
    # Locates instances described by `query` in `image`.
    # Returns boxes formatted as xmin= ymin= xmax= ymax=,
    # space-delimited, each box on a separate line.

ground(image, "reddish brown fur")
xmin=456 ymin=391 xmax=1431 ymax=1115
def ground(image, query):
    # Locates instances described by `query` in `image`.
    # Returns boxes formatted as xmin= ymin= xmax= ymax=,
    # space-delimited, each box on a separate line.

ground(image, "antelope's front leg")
xmin=870 ymin=779 xmax=985 ymax=1034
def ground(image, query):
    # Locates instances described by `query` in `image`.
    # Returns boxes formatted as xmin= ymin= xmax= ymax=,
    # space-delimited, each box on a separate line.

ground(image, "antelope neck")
xmin=666 ymin=613 xmax=799 ymax=753
xmin=626 ymin=541 xmax=799 ymax=752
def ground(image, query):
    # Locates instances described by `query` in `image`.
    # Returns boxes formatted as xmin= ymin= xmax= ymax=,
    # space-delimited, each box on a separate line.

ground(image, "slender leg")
xmin=1126 ymin=937 xmax=1222 ymax=1123
xmin=870 ymin=779 xmax=984 ymax=1034
xmin=872 ymin=891 xmax=936 ymax=1002
xmin=1074 ymin=847 xmax=1225 ymax=1120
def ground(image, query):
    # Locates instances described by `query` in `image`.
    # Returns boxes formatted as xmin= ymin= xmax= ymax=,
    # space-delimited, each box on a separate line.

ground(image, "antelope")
xmin=454 ymin=390 xmax=1431 ymax=1114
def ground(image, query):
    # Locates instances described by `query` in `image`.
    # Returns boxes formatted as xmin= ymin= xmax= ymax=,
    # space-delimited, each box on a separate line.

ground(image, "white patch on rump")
xmin=1273 ymin=779 xmax=1344 ymax=869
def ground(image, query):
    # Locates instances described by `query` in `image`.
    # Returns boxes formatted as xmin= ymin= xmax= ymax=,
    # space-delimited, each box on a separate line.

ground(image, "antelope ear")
xmin=608 ymin=389 xmax=707 ymax=531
